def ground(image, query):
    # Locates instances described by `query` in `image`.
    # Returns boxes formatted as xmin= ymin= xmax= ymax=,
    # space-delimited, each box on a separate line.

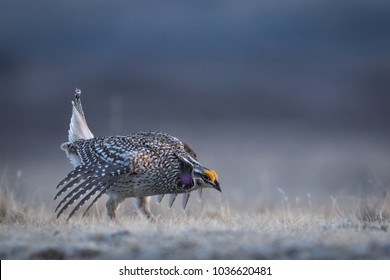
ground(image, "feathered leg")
xmin=137 ymin=196 xmax=153 ymax=220
xmin=106 ymin=195 xmax=125 ymax=219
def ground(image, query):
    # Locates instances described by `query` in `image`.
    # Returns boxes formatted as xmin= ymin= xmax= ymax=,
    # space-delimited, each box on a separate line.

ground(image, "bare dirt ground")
xmin=1 ymin=187 xmax=389 ymax=260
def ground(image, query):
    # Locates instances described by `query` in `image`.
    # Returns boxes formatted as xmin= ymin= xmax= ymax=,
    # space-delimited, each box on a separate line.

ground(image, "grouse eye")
xmin=201 ymin=173 xmax=210 ymax=181
xmin=203 ymin=170 xmax=216 ymax=182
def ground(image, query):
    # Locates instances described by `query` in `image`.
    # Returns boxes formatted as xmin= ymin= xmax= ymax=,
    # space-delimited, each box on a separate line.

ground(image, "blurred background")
xmin=1 ymin=0 xmax=390 ymax=212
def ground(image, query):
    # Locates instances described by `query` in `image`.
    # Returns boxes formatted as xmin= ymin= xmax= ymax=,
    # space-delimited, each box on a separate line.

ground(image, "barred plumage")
xmin=55 ymin=90 xmax=221 ymax=220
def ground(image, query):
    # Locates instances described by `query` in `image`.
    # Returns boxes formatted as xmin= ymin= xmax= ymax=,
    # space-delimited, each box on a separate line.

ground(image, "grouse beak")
xmin=212 ymin=180 xmax=221 ymax=192
xmin=201 ymin=169 xmax=221 ymax=192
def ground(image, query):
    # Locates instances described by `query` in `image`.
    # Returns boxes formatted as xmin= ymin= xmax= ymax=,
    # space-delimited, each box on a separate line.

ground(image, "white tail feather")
xmin=68 ymin=89 xmax=94 ymax=142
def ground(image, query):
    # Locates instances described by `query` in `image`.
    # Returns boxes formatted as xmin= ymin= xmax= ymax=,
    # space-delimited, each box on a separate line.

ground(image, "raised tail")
xmin=68 ymin=88 xmax=94 ymax=142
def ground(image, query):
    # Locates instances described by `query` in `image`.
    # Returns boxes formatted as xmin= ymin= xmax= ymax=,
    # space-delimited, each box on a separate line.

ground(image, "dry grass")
xmin=1 ymin=174 xmax=390 ymax=260
xmin=0 ymin=171 xmax=28 ymax=225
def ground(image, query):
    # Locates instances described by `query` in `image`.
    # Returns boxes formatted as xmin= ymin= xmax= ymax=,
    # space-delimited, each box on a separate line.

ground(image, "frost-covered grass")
xmin=1 ymin=180 xmax=390 ymax=260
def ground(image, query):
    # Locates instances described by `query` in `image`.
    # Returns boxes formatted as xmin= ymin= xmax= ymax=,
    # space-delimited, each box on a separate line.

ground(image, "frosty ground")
xmin=1 ymin=190 xmax=389 ymax=260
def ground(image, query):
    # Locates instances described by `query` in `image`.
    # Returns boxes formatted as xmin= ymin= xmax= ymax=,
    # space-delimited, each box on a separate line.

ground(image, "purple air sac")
xmin=181 ymin=173 xmax=193 ymax=187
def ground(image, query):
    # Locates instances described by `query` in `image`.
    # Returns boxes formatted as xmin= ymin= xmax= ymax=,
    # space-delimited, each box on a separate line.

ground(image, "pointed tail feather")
xmin=68 ymin=88 xmax=94 ymax=142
